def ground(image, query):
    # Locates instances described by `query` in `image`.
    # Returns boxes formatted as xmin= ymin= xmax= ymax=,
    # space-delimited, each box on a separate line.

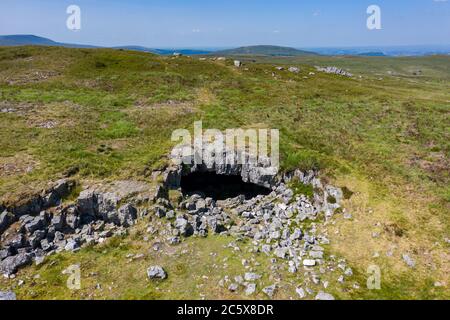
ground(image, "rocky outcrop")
xmin=0 ymin=181 xmax=142 ymax=276
xmin=315 ymin=66 xmax=353 ymax=77
xmin=0 ymin=154 xmax=346 ymax=280
xmin=3 ymin=179 xmax=75 ymax=219
xmin=168 ymin=140 xmax=278 ymax=190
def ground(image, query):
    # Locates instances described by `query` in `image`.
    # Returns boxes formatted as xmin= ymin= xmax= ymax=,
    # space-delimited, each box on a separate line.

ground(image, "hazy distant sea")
xmin=301 ymin=45 xmax=450 ymax=56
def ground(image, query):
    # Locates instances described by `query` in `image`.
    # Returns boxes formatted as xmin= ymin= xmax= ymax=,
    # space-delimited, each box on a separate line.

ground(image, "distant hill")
xmin=0 ymin=35 xmax=211 ymax=55
xmin=212 ymin=45 xmax=318 ymax=56
xmin=0 ymin=34 xmax=97 ymax=49
xmin=0 ymin=35 xmax=58 ymax=46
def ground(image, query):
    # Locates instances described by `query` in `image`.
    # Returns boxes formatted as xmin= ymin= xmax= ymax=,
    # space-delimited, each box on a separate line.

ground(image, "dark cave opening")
xmin=180 ymin=171 xmax=271 ymax=201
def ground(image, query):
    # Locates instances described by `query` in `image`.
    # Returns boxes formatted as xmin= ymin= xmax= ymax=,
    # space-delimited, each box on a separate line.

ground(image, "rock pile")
xmin=315 ymin=66 xmax=353 ymax=77
xmin=0 ymin=180 xmax=141 ymax=277
xmin=1 ymin=140 xmax=347 ymax=285
xmin=150 ymin=167 xmax=345 ymax=282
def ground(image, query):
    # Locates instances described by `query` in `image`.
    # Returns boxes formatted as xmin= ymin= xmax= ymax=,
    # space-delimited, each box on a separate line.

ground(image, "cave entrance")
xmin=180 ymin=171 xmax=271 ymax=201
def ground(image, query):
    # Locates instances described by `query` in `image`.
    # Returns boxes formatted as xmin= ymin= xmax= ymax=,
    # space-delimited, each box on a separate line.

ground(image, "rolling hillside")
xmin=0 ymin=34 xmax=97 ymax=49
xmin=0 ymin=46 xmax=448 ymax=300
xmin=213 ymin=45 xmax=318 ymax=56
xmin=0 ymin=35 xmax=210 ymax=55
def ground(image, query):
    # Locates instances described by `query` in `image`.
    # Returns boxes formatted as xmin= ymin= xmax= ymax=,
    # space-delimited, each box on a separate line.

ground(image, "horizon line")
xmin=1 ymin=34 xmax=450 ymax=51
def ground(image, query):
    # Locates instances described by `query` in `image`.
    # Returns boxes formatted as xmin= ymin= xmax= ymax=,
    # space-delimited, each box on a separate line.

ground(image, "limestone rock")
xmin=0 ymin=291 xmax=16 ymax=300
xmin=118 ymin=204 xmax=137 ymax=227
xmin=0 ymin=253 xmax=32 ymax=276
xmin=0 ymin=211 xmax=14 ymax=234
xmin=262 ymin=285 xmax=277 ymax=298
xmin=147 ymin=266 xmax=167 ymax=280
xmin=315 ymin=291 xmax=335 ymax=300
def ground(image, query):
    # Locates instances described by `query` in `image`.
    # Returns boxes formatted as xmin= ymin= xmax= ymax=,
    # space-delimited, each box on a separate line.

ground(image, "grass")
xmin=288 ymin=177 xmax=314 ymax=200
xmin=0 ymin=46 xmax=449 ymax=299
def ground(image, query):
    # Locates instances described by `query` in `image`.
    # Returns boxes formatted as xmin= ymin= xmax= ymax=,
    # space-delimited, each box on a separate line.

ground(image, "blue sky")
xmin=1 ymin=0 xmax=449 ymax=48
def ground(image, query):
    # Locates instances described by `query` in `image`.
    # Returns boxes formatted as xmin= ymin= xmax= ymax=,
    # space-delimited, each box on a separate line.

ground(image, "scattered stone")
xmin=295 ymin=287 xmax=306 ymax=299
xmin=262 ymin=285 xmax=277 ymax=298
xmin=402 ymin=254 xmax=416 ymax=268
xmin=244 ymin=272 xmax=261 ymax=281
xmin=147 ymin=266 xmax=167 ymax=280
xmin=168 ymin=236 xmax=181 ymax=245
xmin=166 ymin=210 xmax=175 ymax=219
xmin=155 ymin=206 xmax=166 ymax=218
xmin=315 ymin=291 xmax=335 ymax=300
xmin=64 ymin=238 xmax=80 ymax=252
xmin=228 ymin=283 xmax=239 ymax=292
xmin=344 ymin=267 xmax=353 ymax=276
xmin=0 ymin=291 xmax=16 ymax=300
xmin=310 ymin=251 xmax=324 ymax=259
xmin=234 ymin=275 xmax=244 ymax=284
xmin=303 ymin=259 xmax=316 ymax=267
xmin=245 ymin=283 xmax=256 ymax=295
xmin=35 ymin=255 xmax=45 ymax=266
xmin=288 ymin=67 xmax=300 ymax=73
xmin=274 ymin=247 xmax=287 ymax=259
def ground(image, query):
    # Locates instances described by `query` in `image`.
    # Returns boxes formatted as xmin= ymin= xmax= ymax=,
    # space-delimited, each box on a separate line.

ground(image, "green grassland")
xmin=0 ymin=46 xmax=449 ymax=299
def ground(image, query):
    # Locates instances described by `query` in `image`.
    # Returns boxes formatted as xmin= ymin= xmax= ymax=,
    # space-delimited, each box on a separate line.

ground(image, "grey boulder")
xmin=0 ymin=253 xmax=32 ymax=276
xmin=24 ymin=215 xmax=46 ymax=234
xmin=118 ymin=204 xmax=137 ymax=227
xmin=50 ymin=213 xmax=66 ymax=232
xmin=77 ymin=190 xmax=97 ymax=221
xmin=262 ymin=285 xmax=277 ymax=298
xmin=0 ymin=211 xmax=14 ymax=234
xmin=0 ymin=291 xmax=16 ymax=300
xmin=0 ymin=248 xmax=12 ymax=260
xmin=147 ymin=266 xmax=167 ymax=280
xmin=315 ymin=291 xmax=335 ymax=300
